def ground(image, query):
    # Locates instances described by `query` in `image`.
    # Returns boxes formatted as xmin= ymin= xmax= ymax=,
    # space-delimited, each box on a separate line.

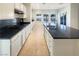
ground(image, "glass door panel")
xmin=43 ymin=14 xmax=49 ymax=27
xmin=50 ymin=14 xmax=57 ymax=29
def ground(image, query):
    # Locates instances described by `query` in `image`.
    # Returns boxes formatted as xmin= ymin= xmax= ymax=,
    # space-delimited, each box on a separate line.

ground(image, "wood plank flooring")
xmin=18 ymin=22 xmax=49 ymax=56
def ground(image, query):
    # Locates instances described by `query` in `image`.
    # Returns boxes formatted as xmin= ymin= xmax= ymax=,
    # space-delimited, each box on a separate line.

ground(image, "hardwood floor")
xmin=18 ymin=22 xmax=49 ymax=56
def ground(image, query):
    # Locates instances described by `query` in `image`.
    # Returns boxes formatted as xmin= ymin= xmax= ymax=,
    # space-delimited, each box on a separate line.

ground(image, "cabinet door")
xmin=22 ymin=28 xmax=26 ymax=44
xmin=54 ymin=39 xmax=75 ymax=56
xmin=0 ymin=40 xmax=10 ymax=56
xmin=44 ymin=28 xmax=53 ymax=56
xmin=11 ymin=32 xmax=22 ymax=56
xmin=24 ymin=24 xmax=32 ymax=41
xmin=74 ymin=39 xmax=79 ymax=56
xmin=25 ymin=25 xmax=30 ymax=40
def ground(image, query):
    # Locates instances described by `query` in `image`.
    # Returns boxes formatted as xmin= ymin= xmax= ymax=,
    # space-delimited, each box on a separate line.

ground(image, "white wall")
xmin=23 ymin=3 xmax=32 ymax=22
xmin=0 ymin=3 xmax=14 ymax=19
xmin=70 ymin=3 xmax=79 ymax=29
xmin=56 ymin=3 xmax=79 ymax=30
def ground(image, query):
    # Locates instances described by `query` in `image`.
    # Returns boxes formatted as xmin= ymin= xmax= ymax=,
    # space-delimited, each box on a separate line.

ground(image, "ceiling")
xmin=31 ymin=3 xmax=70 ymax=10
xmin=23 ymin=3 xmax=70 ymax=10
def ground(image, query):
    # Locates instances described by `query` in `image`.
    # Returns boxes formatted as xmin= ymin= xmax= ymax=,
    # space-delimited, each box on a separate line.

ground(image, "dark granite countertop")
xmin=0 ymin=22 xmax=30 ymax=39
xmin=45 ymin=26 xmax=79 ymax=39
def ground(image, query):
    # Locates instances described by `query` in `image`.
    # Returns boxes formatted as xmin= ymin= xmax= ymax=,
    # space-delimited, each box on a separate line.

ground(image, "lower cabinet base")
xmin=0 ymin=40 xmax=10 ymax=56
xmin=53 ymin=39 xmax=75 ymax=56
xmin=0 ymin=23 xmax=33 ymax=56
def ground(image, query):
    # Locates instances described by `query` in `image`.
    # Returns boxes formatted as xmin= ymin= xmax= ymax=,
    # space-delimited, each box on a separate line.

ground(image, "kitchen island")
xmin=46 ymin=26 xmax=79 ymax=56
xmin=0 ymin=22 xmax=34 ymax=56
xmin=0 ymin=23 xmax=29 ymax=39
xmin=47 ymin=26 xmax=79 ymax=39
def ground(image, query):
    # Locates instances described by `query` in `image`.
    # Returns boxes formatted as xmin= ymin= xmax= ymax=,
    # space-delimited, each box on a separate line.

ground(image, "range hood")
xmin=14 ymin=9 xmax=24 ymax=14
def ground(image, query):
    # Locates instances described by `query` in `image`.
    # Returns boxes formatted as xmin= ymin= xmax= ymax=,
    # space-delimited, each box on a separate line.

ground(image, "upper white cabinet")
xmin=0 ymin=3 xmax=27 ymax=20
xmin=0 ymin=3 xmax=14 ymax=19
xmin=44 ymin=27 xmax=54 ymax=56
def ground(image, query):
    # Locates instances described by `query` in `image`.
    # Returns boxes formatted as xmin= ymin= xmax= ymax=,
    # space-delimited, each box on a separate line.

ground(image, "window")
xmin=43 ymin=14 xmax=49 ymax=26
xmin=51 ymin=14 xmax=56 ymax=23
xmin=43 ymin=14 xmax=49 ymax=22
xmin=60 ymin=14 xmax=66 ymax=25
xmin=60 ymin=16 xmax=63 ymax=24
xmin=60 ymin=14 xmax=67 ymax=30
xmin=37 ymin=18 xmax=41 ymax=21
xmin=36 ymin=14 xmax=42 ymax=21
xmin=51 ymin=14 xmax=55 ymax=17
xmin=64 ymin=14 xmax=66 ymax=25
xmin=36 ymin=14 xmax=41 ymax=16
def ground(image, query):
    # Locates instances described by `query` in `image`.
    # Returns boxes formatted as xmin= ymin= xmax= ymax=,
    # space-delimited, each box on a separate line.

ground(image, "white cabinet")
xmin=0 ymin=23 xmax=33 ymax=56
xmin=25 ymin=23 xmax=32 ymax=38
xmin=0 ymin=3 xmax=27 ymax=19
xmin=44 ymin=27 xmax=54 ymax=56
xmin=53 ymin=39 xmax=75 ymax=56
xmin=22 ymin=23 xmax=33 ymax=44
xmin=21 ymin=28 xmax=26 ymax=44
xmin=26 ymin=25 xmax=31 ymax=35
xmin=11 ymin=23 xmax=33 ymax=56
xmin=11 ymin=32 xmax=22 ymax=56
xmin=74 ymin=39 xmax=79 ymax=56
xmin=0 ymin=40 xmax=10 ymax=56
